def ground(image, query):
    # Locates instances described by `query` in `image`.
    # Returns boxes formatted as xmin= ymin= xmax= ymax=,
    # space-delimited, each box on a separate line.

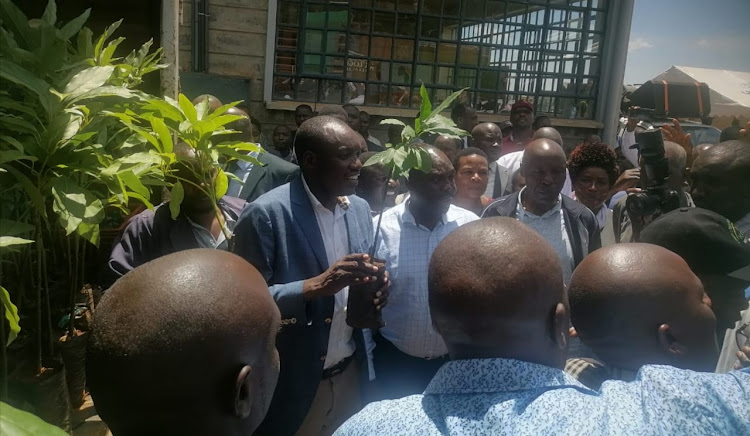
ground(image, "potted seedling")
xmin=346 ymin=85 xmax=470 ymax=329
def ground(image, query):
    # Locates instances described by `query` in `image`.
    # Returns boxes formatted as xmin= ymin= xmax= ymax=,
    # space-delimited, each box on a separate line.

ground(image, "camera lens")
xmin=626 ymin=193 xmax=659 ymax=217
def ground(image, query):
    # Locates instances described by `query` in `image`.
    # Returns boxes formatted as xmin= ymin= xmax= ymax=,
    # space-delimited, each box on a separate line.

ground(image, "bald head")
xmin=224 ymin=107 xmax=254 ymax=142
xmin=471 ymin=123 xmax=504 ymax=162
xmin=569 ymin=244 xmax=718 ymax=373
xmin=690 ymin=140 xmax=750 ymax=221
xmin=434 ymin=135 xmax=460 ymax=163
xmin=532 ymin=127 xmax=564 ymax=148
xmin=88 ymin=250 xmax=280 ymax=436
xmin=429 ymin=218 xmax=568 ymax=367
xmin=663 ymin=140 xmax=687 ymax=188
xmin=192 ymin=94 xmax=223 ymax=113
xmin=520 ymin=139 xmax=568 ymax=213
xmin=318 ymin=105 xmax=348 ymax=123
xmin=692 ymin=143 xmax=713 ymax=162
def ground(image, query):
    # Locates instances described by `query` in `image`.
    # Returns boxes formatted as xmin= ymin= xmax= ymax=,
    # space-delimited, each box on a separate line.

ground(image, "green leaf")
xmin=379 ymin=119 xmax=406 ymax=127
xmin=169 ymin=181 xmax=184 ymax=220
xmin=417 ymin=147 xmax=433 ymax=174
xmin=149 ymin=117 xmax=173 ymax=154
xmin=41 ymin=0 xmax=57 ymax=25
xmin=0 ymin=236 xmax=34 ymax=248
xmin=142 ymin=98 xmax=183 ymax=122
xmin=1 ymin=286 xmax=21 ymax=346
xmin=428 ymin=88 xmax=468 ymax=122
xmin=127 ymin=191 xmax=155 ymax=210
xmin=178 ymin=94 xmax=198 ymax=123
xmin=99 ymin=36 xmax=125 ymax=64
xmin=76 ymin=222 xmax=100 ymax=246
xmin=364 ymin=148 xmax=396 ymax=167
xmin=0 ymin=401 xmax=68 ymax=435
xmin=60 ymin=8 xmax=91 ymax=40
xmin=0 ymin=0 xmax=32 ymax=48
xmin=0 ymin=59 xmax=55 ymax=116
xmin=94 ymin=19 xmax=122 ymax=60
xmin=63 ymin=66 xmax=115 ymax=97
xmin=119 ymin=170 xmax=150 ymax=199
xmin=0 ymin=150 xmax=36 ymax=164
xmin=3 ymin=166 xmax=46 ymax=218
xmin=214 ymin=169 xmax=228 ymax=198
xmin=68 ymin=85 xmax=137 ymax=104
xmin=0 ymin=219 xmax=34 ymax=237
xmin=51 ymin=177 xmax=105 ymax=236
xmin=76 ymin=26 xmax=94 ymax=57
xmin=401 ymin=125 xmax=416 ymax=143
xmin=419 ymin=85 xmax=431 ymax=122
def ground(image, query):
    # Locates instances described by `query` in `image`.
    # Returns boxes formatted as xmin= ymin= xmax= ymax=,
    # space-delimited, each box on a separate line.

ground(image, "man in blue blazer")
xmin=234 ymin=116 xmax=389 ymax=436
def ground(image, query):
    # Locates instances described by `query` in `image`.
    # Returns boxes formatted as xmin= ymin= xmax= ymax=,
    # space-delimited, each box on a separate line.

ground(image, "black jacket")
xmin=482 ymin=193 xmax=601 ymax=267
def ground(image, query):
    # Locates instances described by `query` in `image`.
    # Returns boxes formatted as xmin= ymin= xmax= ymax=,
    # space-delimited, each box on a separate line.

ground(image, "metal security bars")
xmin=271 ymin=0 xmax=608 ymax=119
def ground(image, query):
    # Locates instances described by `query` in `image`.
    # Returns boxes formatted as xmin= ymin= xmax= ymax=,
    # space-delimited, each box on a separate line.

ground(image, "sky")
xmin=623 ymin=0 xmax=750 ymax=84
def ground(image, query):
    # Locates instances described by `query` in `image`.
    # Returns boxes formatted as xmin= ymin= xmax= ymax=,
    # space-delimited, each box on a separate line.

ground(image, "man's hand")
xmin=373 ymin=271 xmax=390 ymax=311
xmin=734 ymin=345 xmax=750 ymax=370
xmin=610 ymin=168 xmax=640 ymax=195
xmin=661 ymin=118 xmax=693 ymax=166
xmin=303 ymin=254 xmax=379 ymax=300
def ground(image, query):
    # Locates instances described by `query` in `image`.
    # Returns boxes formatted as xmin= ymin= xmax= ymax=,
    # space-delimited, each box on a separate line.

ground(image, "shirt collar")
xmin=402 ymin=200 xmax=449 ymax=228
xmin=425 ymin=358 xmax=588 ymax=395
xmin=516 ymin=187 xmax=562 ymax=219
xmin=301 ymin=175 xmax=348 ymax=217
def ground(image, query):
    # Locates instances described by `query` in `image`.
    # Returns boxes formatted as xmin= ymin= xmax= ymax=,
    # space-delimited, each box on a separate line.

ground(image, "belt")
xmin=321 ymin=355 xmax=354 ymax=379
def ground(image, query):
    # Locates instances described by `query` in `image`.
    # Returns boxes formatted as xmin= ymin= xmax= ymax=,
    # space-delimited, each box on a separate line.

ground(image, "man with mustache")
xmin=483 ymin=139 xmax=600 ymax=285
xmin=371 ymin=146 xmax=478 ymax=400
xmin=234 ymin=116 xmax=389 ymax=436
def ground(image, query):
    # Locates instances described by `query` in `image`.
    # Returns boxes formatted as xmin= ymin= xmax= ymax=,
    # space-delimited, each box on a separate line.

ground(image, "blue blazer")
xmin=233 ymin=176 xmax=374 ymax=436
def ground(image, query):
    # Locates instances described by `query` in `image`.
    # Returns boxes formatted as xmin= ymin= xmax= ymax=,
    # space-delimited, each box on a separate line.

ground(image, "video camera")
xmin=625 ymin=130 xmax=680 ymax=217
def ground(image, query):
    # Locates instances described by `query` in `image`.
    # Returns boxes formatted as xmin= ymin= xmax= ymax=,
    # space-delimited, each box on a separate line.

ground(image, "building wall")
xmin=179 ymin=0 xmax=297 ymax=139
xmin=177 ymin=0 xmax=628 ymax=146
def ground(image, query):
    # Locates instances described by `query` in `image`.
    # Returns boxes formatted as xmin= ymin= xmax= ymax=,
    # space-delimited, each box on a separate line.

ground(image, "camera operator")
xmin=612 ymin=139 xmax=694 ymax=243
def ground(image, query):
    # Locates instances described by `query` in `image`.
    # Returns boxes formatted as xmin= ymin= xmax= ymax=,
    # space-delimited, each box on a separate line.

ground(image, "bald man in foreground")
xmin=87 ymin=249 xmax=280 ymax=436
xmin=483 ymin=139 xmax=599 ymax=284
xmin=335 ymin=219 xmax=750 ymax=436
xmin=565 ymin=244 xmax=719 ymax=389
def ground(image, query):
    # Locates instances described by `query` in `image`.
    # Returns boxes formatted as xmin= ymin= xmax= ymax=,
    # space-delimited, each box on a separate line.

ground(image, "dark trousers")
xmin=372 ymin=334 xmax=448 ymax=401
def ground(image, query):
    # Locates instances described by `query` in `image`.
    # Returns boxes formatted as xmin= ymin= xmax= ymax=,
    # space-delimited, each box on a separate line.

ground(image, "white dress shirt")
xmin=375 ymin=202 xmax=479 ymax=358
xmin=497 ymin=152 xmax=574 ymax=198
xmin=186 ymin=211 xmax=236 ymax=251
xmin=302 ymin=177 xmax=356 ymax=369
xmin=516 ymin=188 xmax=575 ymax=284
xmin=226 ymin=159 xmax=255 ymax=198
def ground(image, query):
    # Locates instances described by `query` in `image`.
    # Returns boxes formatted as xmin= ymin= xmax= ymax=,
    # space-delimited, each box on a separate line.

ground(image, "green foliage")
xmin=0 ymin=401 xmax=68 ymax=435
xmin=365 ymin=85 xmax=469 ymax=179
xmin=1 ymin=285 xmax=20 ymax=346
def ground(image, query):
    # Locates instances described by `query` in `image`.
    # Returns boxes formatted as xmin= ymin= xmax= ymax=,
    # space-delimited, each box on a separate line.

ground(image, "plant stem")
xmin=0 ymin=266 xmax=7 ymax=400
xmin=35 ymin=222 xmax=42 ymax=375
xmin=370 ymin=167 xmax=396 ymax=258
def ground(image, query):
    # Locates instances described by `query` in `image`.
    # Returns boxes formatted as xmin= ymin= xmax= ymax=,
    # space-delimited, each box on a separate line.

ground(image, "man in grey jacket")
xmin=482 ymin=139 xmax=600 ymax=284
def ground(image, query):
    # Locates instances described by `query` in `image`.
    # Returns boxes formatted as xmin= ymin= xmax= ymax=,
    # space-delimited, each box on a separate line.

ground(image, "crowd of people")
xmin=90 ymin=95 xmax=750 ymax=436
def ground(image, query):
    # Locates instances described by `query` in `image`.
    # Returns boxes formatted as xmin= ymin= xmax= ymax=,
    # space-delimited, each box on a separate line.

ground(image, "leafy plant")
xmin=0 ymin=401 xmax=68 ymax=436
xmin=365 ymin=85 xmax=470 ymax=251
xmin=0 ymin=0 xmax=167 ymax=377
xmin=114 ymin=95 xmax=263 ymax=239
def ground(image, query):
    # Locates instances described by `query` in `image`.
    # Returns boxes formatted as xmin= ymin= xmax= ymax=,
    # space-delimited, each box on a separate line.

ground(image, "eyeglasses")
xmin=737 ymin=322 xmax=750 ymax=350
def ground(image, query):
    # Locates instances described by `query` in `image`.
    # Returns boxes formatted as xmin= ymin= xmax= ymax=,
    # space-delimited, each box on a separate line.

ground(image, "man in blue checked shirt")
xmin=335 ymin=218 xmax=750 ymax=436
xmin=371 ymin=145 xmax=478 ymax=401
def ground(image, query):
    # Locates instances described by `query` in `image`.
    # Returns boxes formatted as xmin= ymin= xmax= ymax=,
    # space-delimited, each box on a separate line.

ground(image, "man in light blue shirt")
xmin=373 ymin=146 xmax=478 ymax=400
xmin=335 ymin=218 xmax=750 ymax=436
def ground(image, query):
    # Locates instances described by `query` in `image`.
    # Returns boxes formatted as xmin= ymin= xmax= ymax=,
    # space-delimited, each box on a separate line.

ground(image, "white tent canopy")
xmin=652 ymin=66 xmax=750 ymax=127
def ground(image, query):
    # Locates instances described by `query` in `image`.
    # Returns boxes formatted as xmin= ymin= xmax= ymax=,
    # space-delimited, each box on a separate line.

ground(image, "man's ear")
xmin=553 ymin=303 xmax=569 ymax=350
xmin=658 ymin=324 xmax=687 ymax=357
xmin=234 ymin=365 xmax=253 ymax=418
xmin=300 ymin=150 xmax=317 ymax=170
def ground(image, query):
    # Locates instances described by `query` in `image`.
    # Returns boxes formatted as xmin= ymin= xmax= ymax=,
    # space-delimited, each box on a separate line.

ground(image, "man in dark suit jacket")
xmin=472 ymin=122 xmax=513 ymax=198
xmin=482 ymin=139 xmax=600 ymax=284
xmin=233 ymin=116 xmax=389 ymax=435
xmin=107 ymin=146 xmax=247 ymax=285
xmin=227 ymin=151 xmax=299 ymax=202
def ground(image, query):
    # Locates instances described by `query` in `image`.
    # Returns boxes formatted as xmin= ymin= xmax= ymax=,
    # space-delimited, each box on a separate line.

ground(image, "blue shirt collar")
xmin=401 ymin=201 xmax=449 ymax=228
xmin=425 ymin=358 xmax=588 ymax=394
xmin=516 ymin=187 xmax=563 ymax=219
